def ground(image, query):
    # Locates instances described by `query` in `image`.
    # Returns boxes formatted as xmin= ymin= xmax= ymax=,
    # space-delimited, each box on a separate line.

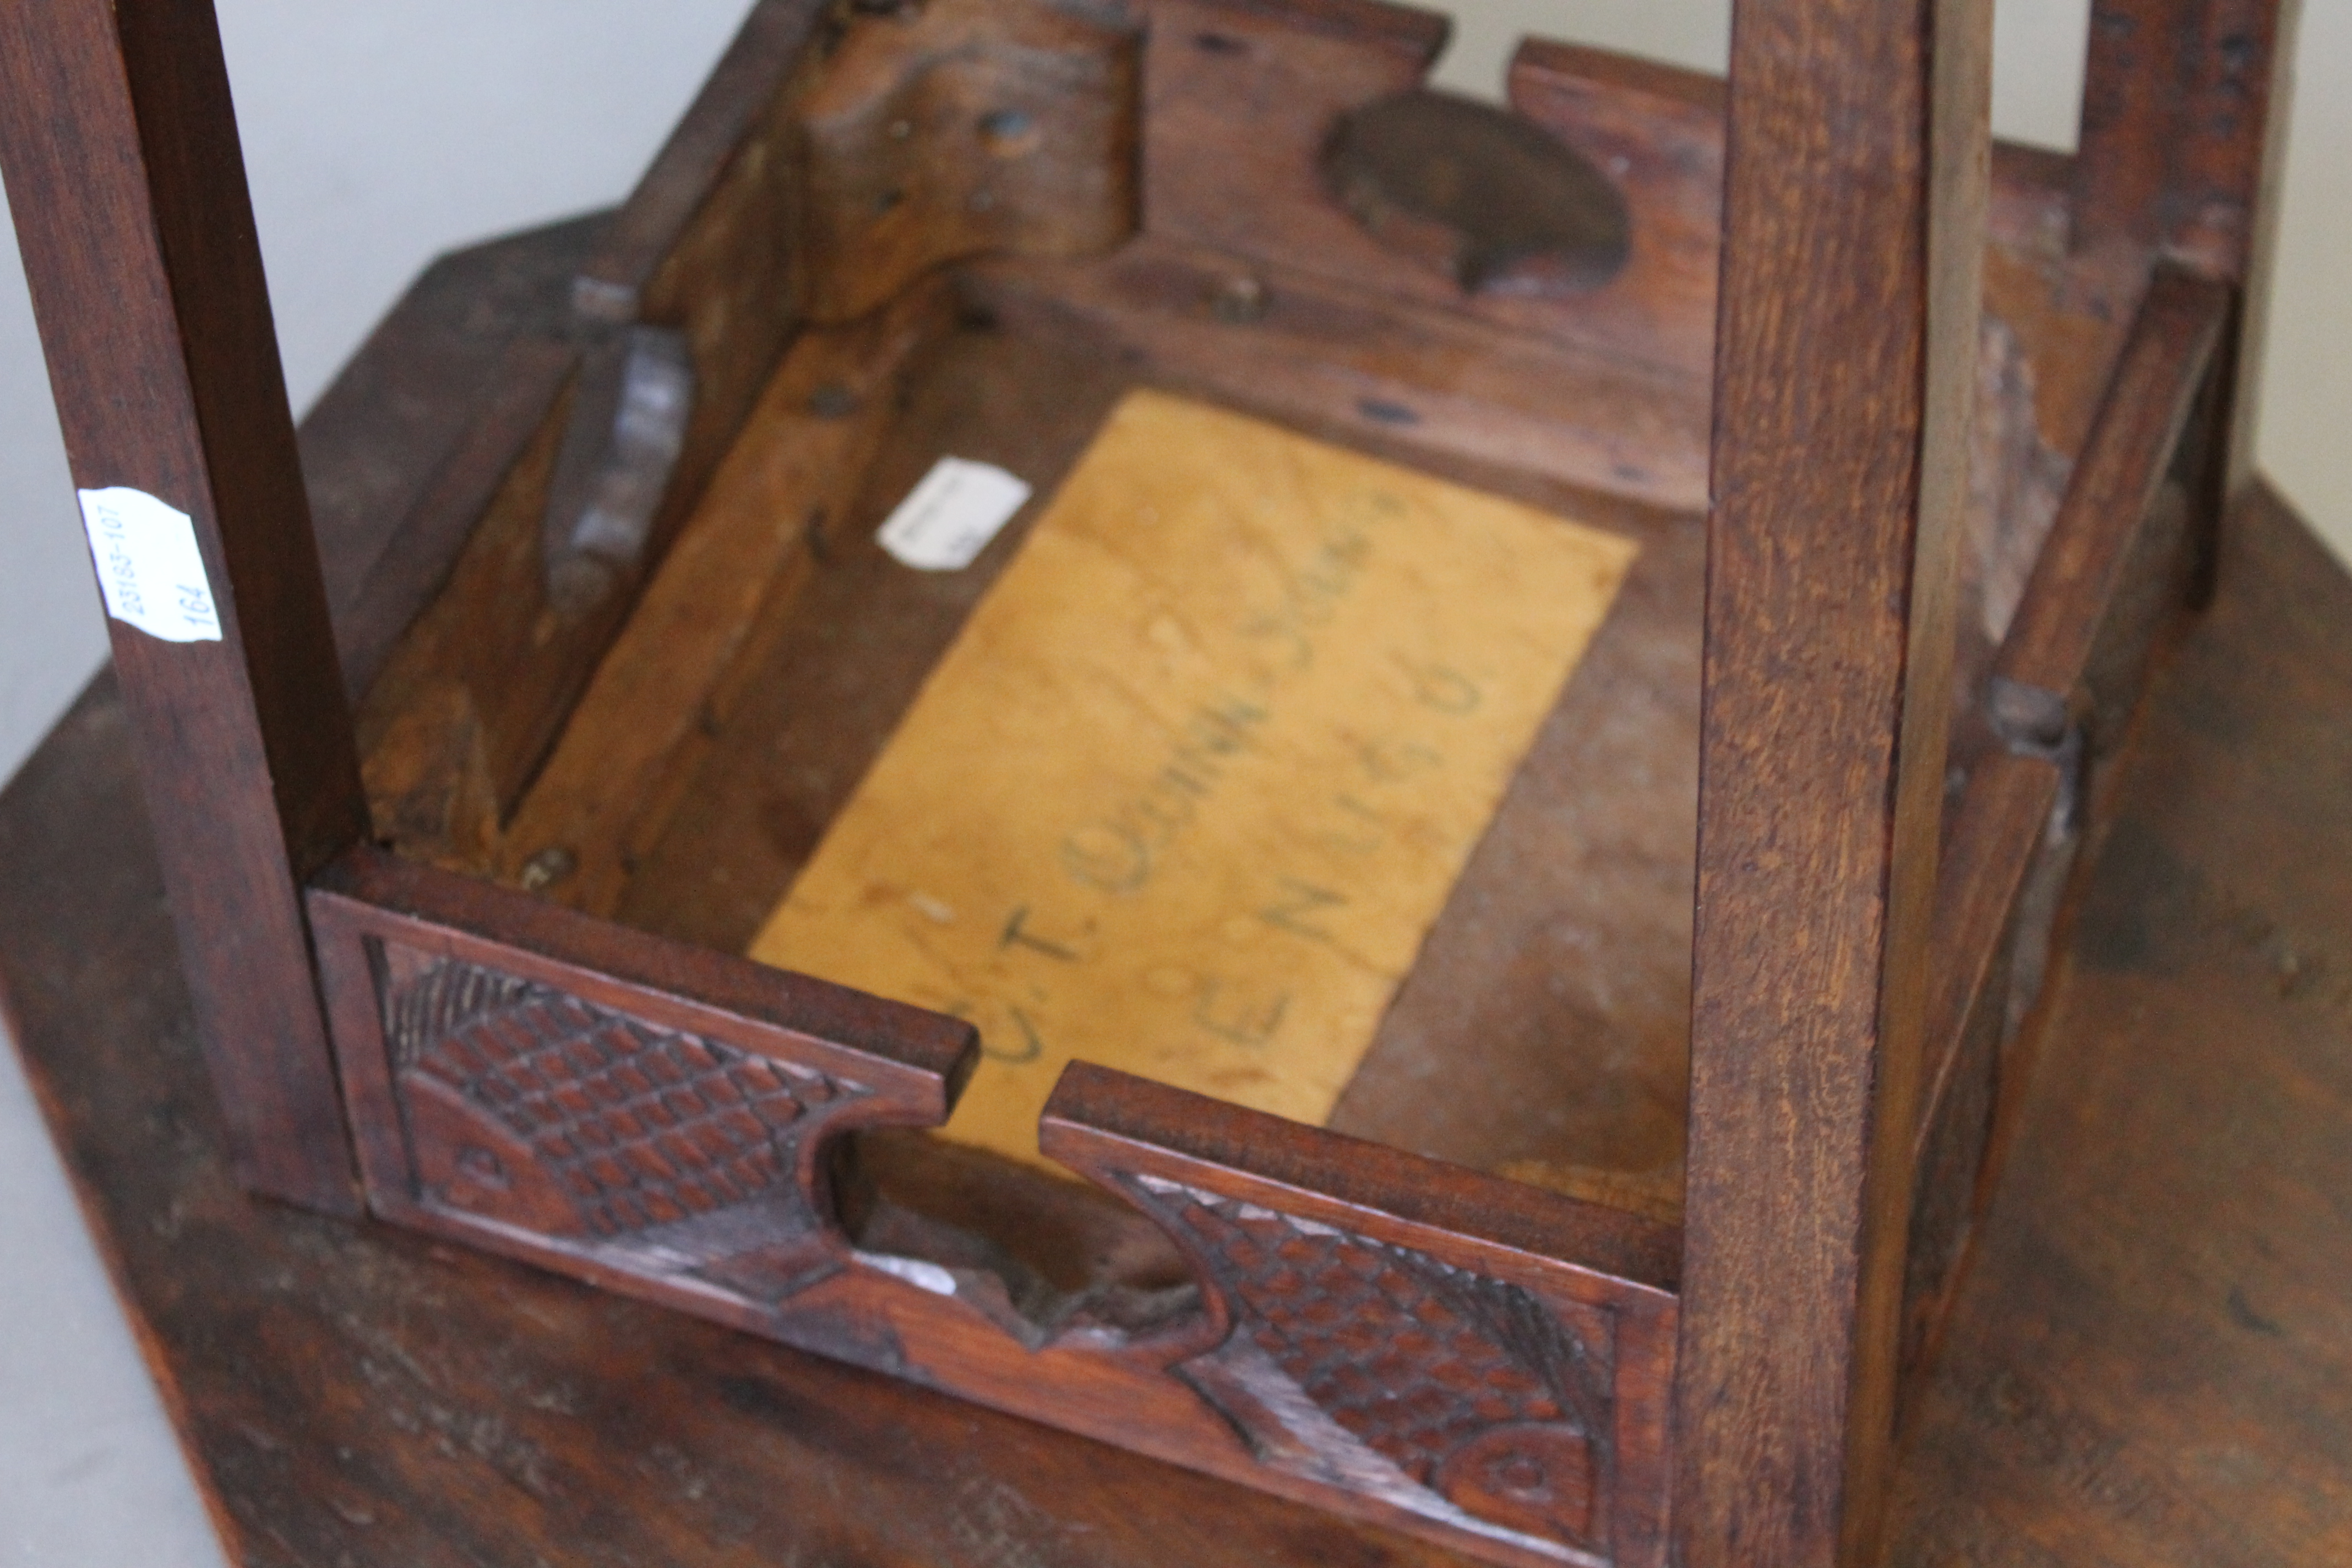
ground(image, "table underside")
xmin=3 ymin=218 xmax=2349 ymax=1563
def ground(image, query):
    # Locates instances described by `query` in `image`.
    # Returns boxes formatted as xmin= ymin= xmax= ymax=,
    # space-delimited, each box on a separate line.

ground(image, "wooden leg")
xmin=0 ymin=0 xmax=368 ymax=1211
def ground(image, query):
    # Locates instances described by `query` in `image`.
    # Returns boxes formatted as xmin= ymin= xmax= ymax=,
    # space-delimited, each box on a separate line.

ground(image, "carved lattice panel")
xmin=309 ymin=850 xmax=977 ymax=1312
xmin=1126 ymin=1174 xmax=1620 ymax=1558
xmin=385 ymin=952 xmax=863 ymax=1237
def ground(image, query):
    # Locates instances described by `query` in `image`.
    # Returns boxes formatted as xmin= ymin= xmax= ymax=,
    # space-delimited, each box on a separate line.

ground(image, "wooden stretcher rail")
xmin=1902 ymin=750 xmax=2064 ymax=1393
xmin=0 ymin=0 xmax=370 ymax=1210
xmin=1924 ymin=270 xmax=2230 ymax=1157
xmin=1901 ymin=264 xmax=2231 ymax=1408
xmin=308 ymin=839 xmax=1683 ymax=1567
xmin=1989 ymin=268 xmax=2231 ymax=756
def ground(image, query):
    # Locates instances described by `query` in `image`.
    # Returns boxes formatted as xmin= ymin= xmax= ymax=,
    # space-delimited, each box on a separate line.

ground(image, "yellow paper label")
xmin=749 ymin=390 xmax=1637 ymax=1163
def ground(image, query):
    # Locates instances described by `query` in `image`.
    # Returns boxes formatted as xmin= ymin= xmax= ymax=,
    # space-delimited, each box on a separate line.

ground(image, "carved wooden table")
xmin=4 ymin=412 xmax=2348 ymax=1564
xmin=0 ymin=0 xmax=2334 ymax=1560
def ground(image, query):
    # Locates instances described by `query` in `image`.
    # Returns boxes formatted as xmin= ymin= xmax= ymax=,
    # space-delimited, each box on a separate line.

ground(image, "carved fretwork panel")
xmin=309 ymin=848 xmax=976 ymax=1315
xmin=311 ymin=852 xmax=1676 ymax=1568
xmin=380 ymin=949 xmax=875 ymax=1302
xmin=1127 ymin=1174 xmax=1619 ymax=1556
xmin=1044 ymin=1065 xmax=1679 ymax=1568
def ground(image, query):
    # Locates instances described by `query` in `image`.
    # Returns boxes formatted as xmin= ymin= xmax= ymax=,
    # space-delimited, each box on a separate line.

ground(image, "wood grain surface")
xmin=1991 ymin=270 xmax=2230 ymax=758
xmin=0 ymin=0 xmax=368 ymax=1211
xmin=1676 ymin=0 xmax=1995 ymax=1562
xmin=2 ymin=0 xmax=2317 ymax=1558
xmin=302 ymin=846 xmax=1679 ymax=1566
xmin=5 ymin=483 xmax=2345 ymax=1567
xmin=748 ymin=389 xmax=1635 ymax=1165
xmin=493 ymin=284 xmax=960 ymax=913
xmin=585 ymin=313 xmax=1707 ymax=1195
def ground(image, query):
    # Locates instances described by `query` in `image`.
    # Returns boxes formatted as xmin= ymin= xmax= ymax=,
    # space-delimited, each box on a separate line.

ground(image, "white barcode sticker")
xmin=876 ymin=458 xmax=1032 ymax=571
xmin=77 ymin=486 xmax=222 ymax=644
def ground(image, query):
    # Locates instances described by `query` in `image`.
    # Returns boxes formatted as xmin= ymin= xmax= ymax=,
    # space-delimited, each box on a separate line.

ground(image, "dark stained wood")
xmin=971 ymin=33 xmax=2158 ymax=520
xmin=0 ymin=696 xmax=1473 ymax=1568
xmin=970 ymin=236 xmax=1715 ymax=509
xmin=1046 ymin=1064 xmax=1679 ymax=1293
xmin=587 ymin=307 xmax=1699 ymax=1199
xmin=608 ymin=315 xmax=1141 ymax=950
xmin=307 ymin=44 xmax=2188 ymax=1550
xmin=355 ymin=372 xmax=588 ymax=815
xmin=536 ymin=323 xmax=698 ymax=613
xmin=567 ymin=0 xmax=830 ymax=325
xmin=1896 ymin=274 xmax=2235 ymax=1425
xmin=1854 ymin=253 xmax=2230 ymax=1471
xmin=1884 ymin=482 xmax=2352 ymax=1564
xmin=491 ymin=283 xmax=960 ymax=915
xmin=304 ymin=836 xmax=1682 ymax=1565
xmin=794 ymin=0 xmax=1143 ymax=323
xmin=341 ymin=0 xmax=2160 ymax=880
xmin=1990 ymin=270 xmax=2230 ymax=758
xmin=1143 ymin=0 xmax=1614 ymax=355
xmin=1044 ymin=1065 xmax=1681 ymax=1567
xmin=6 ymin=483 xmax=2349 ymax=1568
xmin=2075 ymin=0 xmax=2300 ymax=273
xmin=1901 ymin=750 xmax=2065 ymax=1404
xmin=310 ymin=843 xmax=982 ymax=1309
xmin=2072 ymin=0 xmax=2301 ymax=510
xmin=303 ymin=213 xmax=607 ymax=700
xmin=338 ymin=337 xmax=582 ymax=703
xmin=0 ymin=0 xmax=367 ymax=1211
xmin=1676 ymin=2 xmax=1995 ymax=1566
xmin=2214 ymin=0 xmax=2305 ymax=502
xmin=1109 ymin=0 xmax=1714 ymax=508
xmin=360 ymin=0 xmax=833 ymax=826
xmin=352 ymin=0 xmax=1151 ymax=836
xmin=1504 ymin=42 xmax=1724 ymax=390
xmin=573 ymin=0 xmax=823 ymax=582
xmin=0 ymin=0 xmax=2316 ymax=1559
xmin=2074 ymin=0 xmax=2198 ymax=253
xmin=2169 ymin=0 xmax=2299 ymax=274
xmin=1319 ymin=90 xmax=1631 ymax=295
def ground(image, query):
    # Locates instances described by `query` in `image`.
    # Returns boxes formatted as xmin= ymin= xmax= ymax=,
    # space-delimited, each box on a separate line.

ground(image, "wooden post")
xmin=1674 ymin=0 xmax=1992 ymax=1562
xmin=2075 ymin=0 xmax=2301 ymax=271
xmin=2074 ymin=0 xmax=2301 ymax=509
xmin=0 ymin=0 xmax=367 ymax=1211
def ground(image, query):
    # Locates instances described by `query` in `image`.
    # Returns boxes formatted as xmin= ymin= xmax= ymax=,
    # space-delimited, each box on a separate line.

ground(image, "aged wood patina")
xmin=0 ymin=0 xmax=2315 ymax=1561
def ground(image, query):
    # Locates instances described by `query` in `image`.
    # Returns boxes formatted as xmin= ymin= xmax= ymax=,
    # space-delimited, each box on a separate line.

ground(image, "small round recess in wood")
xmin=1322 ymin=90 xmax=1633 ymax=297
